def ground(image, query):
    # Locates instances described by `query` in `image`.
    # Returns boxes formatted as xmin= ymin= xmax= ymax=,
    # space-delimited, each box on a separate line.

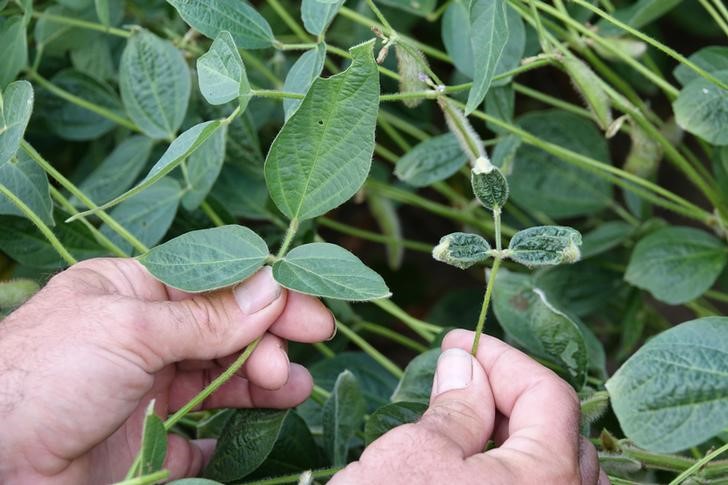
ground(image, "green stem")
xmin=326 ymin=44 xmax=400 ymax=81
xmin=471 ymin=257 xmax=501 ymax=355
xmin=113 ymin=470 xmax=169 ymax=485
xmin=313 ymin=342 xmax=336 ymax=358
xmin=237 ymin=466 xmax=343 ymax=485
xmin=337 ymin=320 xmax=404 ymax=378
xmin=0 ymin=183 xmax=77 ymax=265
xmin=670 ymin=443 xmax=728 ymax=485
xmin=426 ymin=0 xmax=453 ymax=22
xmin=377 ymin=109 xmax=431 ymax=141
xmin=252 ymin=89 xmax=305 ymax=100
xmin=22 ymin=142 xmax=150 ymax=254
xmin=513 ymin=82 xmax=592 ymax=118
xmin=365 ymin=0 xmax=395 ymax=34
xmin=201 ymin=201 xmax=225 ymax=227
xmin=699 ymin=0 xmax=728 ymax=37
xmin=240 ymin=51 xmax=283 ymax=88
xmin=372 ymin=299 xmax=440 ymax=341
xmin=356 ymin=321 xmax=430 ymax=353
xmin=528 ymin=0 xmax=551 ymax=52
xmin=266 ymin=0 xmax=312 ymax=42
xmin=164 ymin=337 xmax=261 ymax=430
xmin=713 ymin=0 xmax=728 ymax=26
xmin=31 ymin=10 xmax=131 ymax=38
xmin=493 ymin=207 xmax=503 ymax=252
xmin=317 ymin=217 xmax=432 ymax=253
xmin=27 ymin=70 xmax=140 ymax=132
xmin=277 ymin=218 xmax=299 ymax=258
xmin=377 ymin=114 xmax=412 ymax=152
xmin=277 ymin=42 xmax=319 ymax=51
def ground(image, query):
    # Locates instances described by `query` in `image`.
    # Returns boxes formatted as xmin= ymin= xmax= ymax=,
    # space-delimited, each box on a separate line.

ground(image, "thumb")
xmin=417 ymin=348 xmax=496 ymax=457
xmin=127 ymin=267 xmax=287 ymax=368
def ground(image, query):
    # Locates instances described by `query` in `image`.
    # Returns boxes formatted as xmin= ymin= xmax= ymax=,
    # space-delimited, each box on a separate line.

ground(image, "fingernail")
xmin=326 ymin=312 xmax=338 ymax=341
xmin=233 ymin=267 xmax=282 ymax=315
xmin=434 ymin=348 xmax=473 ymax=396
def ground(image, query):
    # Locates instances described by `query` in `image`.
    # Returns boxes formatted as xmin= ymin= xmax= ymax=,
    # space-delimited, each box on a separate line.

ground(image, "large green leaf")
xmin=673 ymin=69 xmax=728 ymax=146
xmin=322 ymin=370 xmax=366 ymax=466
xmin=674 ymin=46 xmax=728 ymax=86
xmin=394 ymin=133 xmax=468 ymax=187
xmin=302 ymin=0 xmax=345 ymax=36
xmin=138 ymin=225 xmax=269 ymax=292
xmin=119 ymin=30 xmax=191 ymax=140
xmin=204 ymin=409 xmax=289 ymax=481
xmin=282 ymin=44 xmax=326 ymax=121
xmin=101 ymin=177 xmax=182 ymax=255
xmin=606 ymin=316 xmax=728 ymax=452
xmin=250 ymin=412 xmax=324 ymax=478
xmin=264 ymin=40 xmax=379 ymax=221
xmin=167 ymin=0 xmax=275 ymax=49
xmin=365 ymin=401 xmax=427 ymax=445
xmin=182 ymin=125 xmax=226 ymax=211
xmin=0 ymin=150 xmax=53 ymax=226
xmin=508 ymin=110 xmax=613 ymax=219
xmin=0 ymin=16 xmax=28 ymax=88
xmin=0 ymin=80 xmax=33 ymax=166
xmin=465 ymin=0 xmax=509 ymax=114
xmin=391 ymin=349 xmax=439 ymax=403
xmin=625 ymin=226 xmax=727 ymax=305
xmin=492 ymin=269 xmax=589 ymax=388
xmin=197 ymin=31 xmax=250 ymax=106
xmin=272 ymin=242 xmax=390 ymax=301
xmin=442 ymin=0 xmax=473 ymax=77
xmin=492 ymin=6 xmax=525 ymax=85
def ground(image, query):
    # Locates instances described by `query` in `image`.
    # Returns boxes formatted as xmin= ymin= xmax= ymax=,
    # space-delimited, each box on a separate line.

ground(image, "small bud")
xmin=438 ymin=97 xmax=485 ymax=161
xmin=561 ymin=55 xmax=612 ymax=131
xmin=432 ymin=232 xmax=492 ymax=269
xmin=395 ymin=43 xmax=429 ymax=108
xmin=471 ymin=157 xmax=509 ymax=209
xmin=507 ymin=225 xmax=582 ymax=267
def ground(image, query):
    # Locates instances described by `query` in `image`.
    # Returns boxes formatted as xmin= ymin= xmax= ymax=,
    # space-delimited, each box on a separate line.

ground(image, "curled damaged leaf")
xmin=508 ymin=225 xmax=582 ymax=267
xmin=432 ymin=232 xmax=491 ymax=269
xmin=471 ymin=156 xmax=509 ymax=210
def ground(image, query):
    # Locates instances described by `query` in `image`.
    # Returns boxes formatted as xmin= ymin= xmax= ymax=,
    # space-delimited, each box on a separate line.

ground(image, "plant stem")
xmin=26 ymin=70 xmax=140 ymax=132
xmin=670 ymin=443 xmax=728 ymax=485
xmin=277 ymin=42 xmax=319 ymax=51
xmin=252 ymin=89 xmax=305 ymax=100
xmin=317 ymin=217 xmax=432 ymax=253
xmin=164 ymin=337 xmax=261 ymax=430
xmin=356 ymin=321 xmax=430 ymax=353
xmin=114 ymin=470 xmax=170 ymax=485
xmin=493 ymin=207 xmax=503 ymax=252
xmin=372 ymin=299 xmax=440 ymax=341
xmin=265 ymin=0 xmax=312 ymax=42
xmin=513 ymin=82 xmax=592 ymax=119
xmin=713 ymin=0 xmax=728 ymax=26
xmin=31 ymin=10 xmax=131 ymax=38
xmin=201 ymin=201 xmax=225 ymax=227
xmin=699 ymin=0 xmax=728 ymax=37
xmin=313 ymin=342 xmax=336 ymax=358
xmin=0 ymin=183 xmax=77 ymax=265
xmin=471 ymin=257 xmax=502 ymax=355
xmin=337 ymin=320 xmax=404 ymax=379
xmin=237 ymin=466 xmax=343 ymax=485
xmin=365 ymin=0 xmax=395 ymax=34
xmin=377 ymin=109 xmax=431 ymax=141
xmin=276 ymin=218 xmax=299 ymax=258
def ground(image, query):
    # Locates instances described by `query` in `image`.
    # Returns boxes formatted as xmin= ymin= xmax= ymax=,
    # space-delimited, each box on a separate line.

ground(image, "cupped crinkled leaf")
xmin=0 ymin=80 xmax=34 ymax=166
xmin=674 ymin=46 xmax=728 ymax=86
xmin=119 ymin=30 xmax=191 ymax=140
xmin=0 ymin=16 xmax=28 ymax=89
xmin=492 ymin=270 xmax=588 ymax=388
xmin=264 ymin=40 xmax=379 ymax=221
xmin=471 ymin=158 xmax=509 ymax=209
xmin=272 ymin=242 xmax=390 ymax=301
xmin=606 ymin=316 xmax=728 ymax=453
xmin=138 ymin=225 xmax=269 ymax=292
xmin=182 ymin=125 xmax=227 ymax=211
xmin=138 ymin=401 xmax=167 ymax=475
xmin=282 ymin=44 xmax=326 ymax=121
xmin=204 ymin=409 xmax=289 ymax=481
xmin=365 ymin=401 xmax=427 ymax=445
xmin=394 ymin=134 xmax=468 ymax=187
xmin=432 ymin=232 xmax=491 ymax=270
xmin=0 ymin=149 xmax=53 ymax=227
xmin=465 ymin=0 xmax=509 ymax=114
xmin=167 ymin=0 xmax=274 ymax=49
xmin=391 ymin=348 xmax=439 ymax=403
xmin=302 ymin=0 xmax=345 ymax=36
xmin=323 ymin=370 xmax=366 ymax=466
xmin=508 ymin=226 xmax=582 ymax=267
xmin=673 ymin=69 xmax=728 ymax=146
xmin=197 ymin=31 xmax=250 ymax=106
xmin=625 ymin=226 xmax=727 ymax=305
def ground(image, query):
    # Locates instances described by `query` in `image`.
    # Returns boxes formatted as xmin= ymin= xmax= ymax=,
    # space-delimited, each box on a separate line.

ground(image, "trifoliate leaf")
xmin=432 ymin=232 xmax=492 ymax=269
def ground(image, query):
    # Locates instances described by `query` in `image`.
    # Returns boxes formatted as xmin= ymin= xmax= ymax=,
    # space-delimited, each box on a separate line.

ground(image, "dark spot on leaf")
xmin=509 ymin=294 xmax=530 ymax=311
xmin=317 ymin=120 xmax=324 ymax=126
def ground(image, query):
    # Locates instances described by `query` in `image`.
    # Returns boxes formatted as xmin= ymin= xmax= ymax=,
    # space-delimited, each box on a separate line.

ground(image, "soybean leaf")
xmin=492 ymin=270 xmax=588 ymax=388
xmin=34 ymin=2 xmax=123 ymax=55
xmin=197 ymin=31 xmax=250 ymax=106
xmin=471 ymin=162 xmax=509 ymax=209
xmin=673 ymin=70 xmax=728 ymax=146
xmin=432 ymin=232 xmax=492 ymax=270
xmin=119 ymin=30 xmax=191 ymax=140
xmin=465 ymin=0 xmax=509 ymax=114
xmin=167 ymin=0 xmax=275 ymax=49
xmin=182 ymin=125 xmax=226 ymax=211
xmin=674 ymin=46 xmax=728 ymax=86
xmin=204 ymin=409 xmax=289 ymax=482
xmin=250 ymin=412 xmax=324 ymax=478
xmin=493 ymin=6 xmax=525 ymax=85
xmin=0 ymin=150 xmax=53 ymax=226
xmin=365 ymin=402 xmax=427 ymax=445
xmin=0 ymin=16 xmax=27 ymax=88
xmin=70 ymin=39 xmax=116 ymax=82
xmin=272 ymin=242 xmax=391 ymax=301
xmin=210 ymin=165 xmax=269 ymax=220
xmin=138 ymin=225 xmax=269 ymax=292
xmin=508 ymin=226 xmax=582 ymax=267
xmin=223 ymin=109 xmax=264 ymax=171
xmin=40 ymin=69 xmax=122 ymax=141
xmin=606 ymin=316 xmax=728 ymax=452
xmin=302 ymin=0 xmax=345 ymax=36
xmin=394 ymin=134 xmax=468 ymax=187
xmin=94 ymin=0 xmax=110 ymax=27
xmin=625 ymin=226 xmax=727 ymax=305
xmin=442 ymin=0 xmax=473 ymax=77
xmin=75 ymin=136 xmax=154 ymax=206
xmin=73 ymin=120 xmax=223 ymax=218
xmin=0 ymin=80 xmax=34 ymax=166
xmin=139 ymin=401 xmax=167 ymax=475
xmin=282 ymin=44 xmax=326 ymax=121
xmin=580 ymin=221 xmax=633 ymax=259
xmin=391 ymin=349 xmax=439 ymax=403
xmin=509 ymin=110 xmax=613 ymax=219
xmin=376 ymin=0 xmax=436 ymax=16
xmin=101 ymin=177 xmax=182 ymax=255
xmin=596 ymin=0 xmax=683 ymax=37
xmin=323 ymin=370 xmax=366 ymax=466
xmin=264 ymin=40 xmax=379 ymax=221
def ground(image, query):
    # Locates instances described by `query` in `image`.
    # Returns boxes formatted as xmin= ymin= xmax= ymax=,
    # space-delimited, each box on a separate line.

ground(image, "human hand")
xmin=0 ymin=258 xmax=334 ymax=484
xmin=332 ymin=329 xmax=608 ymax=485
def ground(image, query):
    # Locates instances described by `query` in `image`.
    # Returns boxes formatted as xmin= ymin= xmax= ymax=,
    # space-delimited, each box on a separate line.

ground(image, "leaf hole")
xmin=317 ymin=120 xmax=324 ymax=126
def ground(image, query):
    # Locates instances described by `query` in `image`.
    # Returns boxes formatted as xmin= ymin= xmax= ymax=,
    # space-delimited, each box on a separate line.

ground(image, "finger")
xmin=268 ymin=291 xmax=336 ymax=343
xmin=168 ymin=363 xmax=313 ymax=411
xmin=163 ymin=435 xmax=215 ymax=480
xmin=242 ymin=333 xmax=290 ymax=390
xmin=442 ymin=330 xmax=581 ymax=462
xmin=598 ymin=468 xmax=609 ymax=485
xmin=579 ymin=437 xmax=600 ymax=485
xmin=120 ymin=267 xmax=288 ymax=370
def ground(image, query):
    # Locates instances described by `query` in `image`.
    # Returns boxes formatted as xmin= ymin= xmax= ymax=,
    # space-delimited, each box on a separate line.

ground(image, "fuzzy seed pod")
xmin=561 ymin=55 xmax=613 ymax=131
xmin=395 ymin=42 xmax=429 ymax=108
xmin=471 ymin=157 xmax=509 ymax=209
xmin=624 ymin=124 xmax=662 ymax=179
xmin=438 ymin=97 xmax=485 ymax=162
